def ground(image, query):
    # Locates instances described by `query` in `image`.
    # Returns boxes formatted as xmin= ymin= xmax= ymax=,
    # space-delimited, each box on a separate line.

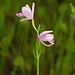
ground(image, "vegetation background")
xmin=0 ymin=0 xmax=75 ymax=75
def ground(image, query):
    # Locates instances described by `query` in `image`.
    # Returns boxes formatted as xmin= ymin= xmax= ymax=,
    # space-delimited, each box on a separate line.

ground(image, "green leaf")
xmin=71 ymin=14 xmax=75 ymax=19
xmin=70 ymin=3 xmax=75 ymax=15
xmin=14 ymin=55 xmax=25 ymax=74
xmin=38 ymin=24 xmax=40 ymax=33
xmin=70 ymin=3 xmax=75 ymax=20
xmin=33 ymin=49 xmax=37 ymax=58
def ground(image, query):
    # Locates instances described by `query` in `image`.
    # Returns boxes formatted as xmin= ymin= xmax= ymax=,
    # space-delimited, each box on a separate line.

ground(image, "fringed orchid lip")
xmin=38 ymin=31 xmax=54 ymax=47
xmin=16 ymin=3 xmax=35 ymax=22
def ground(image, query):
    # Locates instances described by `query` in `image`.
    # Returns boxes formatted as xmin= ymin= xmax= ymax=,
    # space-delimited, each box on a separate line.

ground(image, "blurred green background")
xmin=0 ymin=0 xmax=75 ymax=75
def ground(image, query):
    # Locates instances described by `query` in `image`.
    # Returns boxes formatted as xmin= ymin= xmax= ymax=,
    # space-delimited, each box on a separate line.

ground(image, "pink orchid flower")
xmin=16 ymin=3 xmax=35 ymax=22
xmin=38 ymin=31 xmax=54 ymax=47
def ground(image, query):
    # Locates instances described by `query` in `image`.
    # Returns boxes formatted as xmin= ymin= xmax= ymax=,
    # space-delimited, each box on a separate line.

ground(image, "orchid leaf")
xmin=38 ymin=24 xmax=40 ymax=33
xmin=33 ymin=49 xmax=37 ymax=59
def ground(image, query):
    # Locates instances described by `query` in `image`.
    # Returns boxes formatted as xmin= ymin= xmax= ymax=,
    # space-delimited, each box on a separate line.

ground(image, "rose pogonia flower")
xmin=38 ymin=31 xmax=54 ymax=47
xmin=16 ymin=3 xmax=35 ymax=22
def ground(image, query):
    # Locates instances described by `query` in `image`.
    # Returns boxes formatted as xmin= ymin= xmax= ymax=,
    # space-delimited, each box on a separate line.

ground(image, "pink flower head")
xmin=16 ymin=3 xmax=35 ymax=22
xmin=38 ymin=31 xmax=54 ymax=47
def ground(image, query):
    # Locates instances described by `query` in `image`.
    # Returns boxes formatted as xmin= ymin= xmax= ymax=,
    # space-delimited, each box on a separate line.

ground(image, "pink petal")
xmin=49 ymin=40 xmax=54 ymax=44
xmin=32 ymin=3 xmax=35 ymax=18
xmin=38 ymin=31 xmax=53 ymax=39
xmin=38 ymin=31 xmax=54 ymax=47
xmin=20 ymin=18 xmax=31 ymax=22
xmin=38 ymin=34 xmax=54 ymax=41
xmin=22 ymin=7 xmax=32 ymax=19
xmin=49 ymin=40 xmax=54 ymax=43
xmin=16 ymin=13 xmax=24 ymax=17
xmin=40 ymin=41 xmax=54 ymax=47
xmin=26 ymin=5 xmax=31 ymax=12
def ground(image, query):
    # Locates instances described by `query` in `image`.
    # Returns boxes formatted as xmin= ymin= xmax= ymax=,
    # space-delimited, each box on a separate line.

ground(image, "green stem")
xmin=36 ymin=31 xmax=40 ymax=75
xmin=32 ymin=19 xmax=38 ymax=32
xmin=32 ymin=19 xmax=40 ymax=75
xmin=36 ymin=44 xmax=39 ymax=75
xmin=37 ymin=57 xmax=39 ymax=75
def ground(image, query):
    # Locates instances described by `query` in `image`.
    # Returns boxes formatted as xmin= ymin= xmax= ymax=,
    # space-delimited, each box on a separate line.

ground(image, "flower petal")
xmin=38 ymin=31 xmax=53 ymax=39
xmin=20 ymin=18 xmax=31 ymax=22
xmin=38 ymin=31 xmax=54 ymax=47
xmin=40 ymin=41 xmax=54 ymax=47
xmin=38 ymin=34 xmax=54 ymax=41
xmin=32 ymin=3 xmax=35 ymax=18
xmin=16 ymin=13 xmax=24 ymax=17
xmin=49 ymin=40 xmax=54 ymax=44
xmin=26 ymin=5 xmax=31 ymax=12
xmin=22 ymin=7 xmax=32 ymax=18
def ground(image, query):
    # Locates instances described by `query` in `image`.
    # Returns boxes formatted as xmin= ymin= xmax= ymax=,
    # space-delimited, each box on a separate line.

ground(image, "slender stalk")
xmin=36 ymin=33 xmax=40 ymax=75
xmin=37 ymin=57 xmax=39 ymax=75
xmin=32 ymin=19 xmax=40 ymax=75
xmin=32 ymin=19 xmax=38 ymax=32
xmin=36 ymin=45 xmax=39 ymax=75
